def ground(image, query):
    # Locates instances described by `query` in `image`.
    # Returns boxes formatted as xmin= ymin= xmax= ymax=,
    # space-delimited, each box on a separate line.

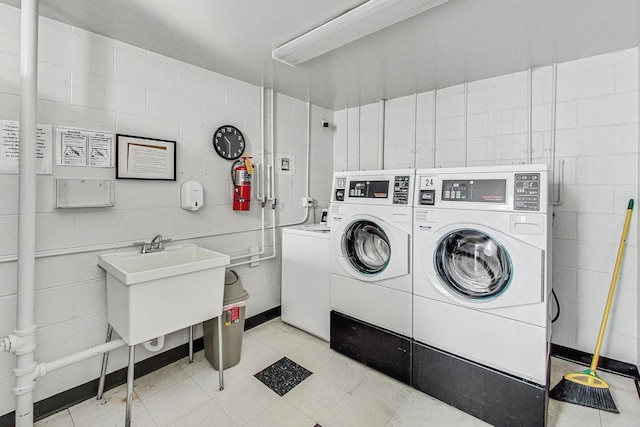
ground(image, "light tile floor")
xmin=35 ymin=318 xmax=640 ymax=427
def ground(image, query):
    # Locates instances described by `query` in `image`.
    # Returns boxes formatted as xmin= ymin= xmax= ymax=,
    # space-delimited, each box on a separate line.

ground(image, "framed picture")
xmin=115 ymin=134 xmax=176 ymax=180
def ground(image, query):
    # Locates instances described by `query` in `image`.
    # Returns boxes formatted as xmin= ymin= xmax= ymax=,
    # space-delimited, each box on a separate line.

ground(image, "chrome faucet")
xmin=133 ymin=234 xmax=172 ymax=254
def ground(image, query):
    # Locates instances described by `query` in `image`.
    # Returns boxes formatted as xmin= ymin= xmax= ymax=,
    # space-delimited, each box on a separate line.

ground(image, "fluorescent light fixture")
xmin=272 ymin=0 xmax=450 ymax=66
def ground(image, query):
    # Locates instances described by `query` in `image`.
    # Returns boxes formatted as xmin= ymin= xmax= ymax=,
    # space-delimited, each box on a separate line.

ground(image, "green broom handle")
xmin=590 ymin=199 xmax=634 ymax=372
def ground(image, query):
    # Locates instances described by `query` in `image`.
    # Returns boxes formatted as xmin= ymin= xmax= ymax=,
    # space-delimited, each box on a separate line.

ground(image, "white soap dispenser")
xmin=181 ymin=181 xmax=204 ymax=211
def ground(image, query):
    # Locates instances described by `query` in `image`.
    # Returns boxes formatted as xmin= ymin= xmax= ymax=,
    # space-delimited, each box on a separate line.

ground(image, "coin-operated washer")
xmin=329 ymin=169 xmax=415 ymax=384
xmin=412 ymin=164 xmax=552 ymax=427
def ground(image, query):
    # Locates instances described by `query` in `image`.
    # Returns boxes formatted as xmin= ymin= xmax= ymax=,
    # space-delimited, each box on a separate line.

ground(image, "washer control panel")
xmin=393 ymin=175 xmax=411 ymax=204
xmin=332 ymin=173 xmax=414 ymax=205
xmin=514 ymin=173 xmax=540 ymax=211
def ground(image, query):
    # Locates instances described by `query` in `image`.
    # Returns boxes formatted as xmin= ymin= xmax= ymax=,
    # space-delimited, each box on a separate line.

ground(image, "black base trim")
xmin=551 ymin=343 xmax=640 ymax=380
xmin=0 ymin=307 xmax=280 ymax=426
xmin=330 ymin=311 xmax=411 ymax=385
xmin=413 ymin=341 xmax=548 ymax=427
xmin=245 ymin=306 xmax=281 ymax=330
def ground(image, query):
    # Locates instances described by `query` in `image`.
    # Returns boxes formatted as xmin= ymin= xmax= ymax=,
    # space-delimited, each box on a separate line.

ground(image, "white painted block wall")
xmin=334 ymin=48 xmax=639 ymax=367
xmin=0 ymin=3 xmax=333 ymax=417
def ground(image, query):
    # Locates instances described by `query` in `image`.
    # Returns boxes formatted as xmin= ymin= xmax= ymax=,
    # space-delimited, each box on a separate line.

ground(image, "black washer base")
xmin=330 ymin=311 xmax=411 ymax=385
xmin=412 ymin=341 xmax=548 ymax=427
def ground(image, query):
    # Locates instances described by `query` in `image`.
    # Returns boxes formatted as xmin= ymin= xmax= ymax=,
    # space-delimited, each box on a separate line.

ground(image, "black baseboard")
xmin=551 ymin=343 xmax=640 ymax=380
xmin=330 ymin=311 xmax=412 ymax=385
xmin=245 ymin=306 xmax=281 ymax=330
xmin=413 ymin=341 xmax=548 ymax=427
xmin=0 ymin=307 xmax=281 ymax=427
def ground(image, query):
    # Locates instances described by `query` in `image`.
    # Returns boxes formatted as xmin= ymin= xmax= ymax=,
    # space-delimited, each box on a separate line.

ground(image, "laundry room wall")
xmin=334 ymin=47 xmax=639 ymax=367
xmin=0 ymin=2 xmax=333 ymax=417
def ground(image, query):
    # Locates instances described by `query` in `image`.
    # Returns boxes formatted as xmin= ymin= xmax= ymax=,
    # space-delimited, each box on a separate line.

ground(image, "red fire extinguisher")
xmin=231 ymin=156 xmax=253 ymax=211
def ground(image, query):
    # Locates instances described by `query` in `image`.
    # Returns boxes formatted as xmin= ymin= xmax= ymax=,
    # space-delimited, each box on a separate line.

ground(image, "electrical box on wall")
xmin=181 ymin=180 xmax=203 ymax=211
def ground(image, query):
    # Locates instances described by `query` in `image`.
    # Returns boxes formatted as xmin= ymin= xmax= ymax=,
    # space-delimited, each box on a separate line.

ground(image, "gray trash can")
xmin=203 ymin=269 xmax=249 ymax=370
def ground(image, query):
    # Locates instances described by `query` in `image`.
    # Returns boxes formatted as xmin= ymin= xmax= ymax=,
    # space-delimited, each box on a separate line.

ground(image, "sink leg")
xmin=217 ymin=316 xmax=224 ymax=390
xmin=189 ymin=325 xmax=194 ymax=363
xmin=97 ymin=324 xmax=113 ymax=400
xmin=125 ymin=345 xmax=135 ymax=427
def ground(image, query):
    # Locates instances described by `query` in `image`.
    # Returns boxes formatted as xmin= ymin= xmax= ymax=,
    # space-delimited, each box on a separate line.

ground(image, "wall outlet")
xmin=302 ymin=196 xmax=314 ymax=207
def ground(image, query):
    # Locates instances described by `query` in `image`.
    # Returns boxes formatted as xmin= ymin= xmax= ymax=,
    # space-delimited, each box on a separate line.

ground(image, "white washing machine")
xmin=330 ymin=169 xmax=414 ymax=337
xmin=412 ymin=165 xmax=552 ymax=426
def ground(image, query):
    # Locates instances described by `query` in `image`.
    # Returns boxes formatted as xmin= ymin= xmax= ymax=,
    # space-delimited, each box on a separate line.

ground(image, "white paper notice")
xmin=56 ymin=128 xmax=114 ymax=167
xmin=0 ymin=120 xmax=53 ymax=175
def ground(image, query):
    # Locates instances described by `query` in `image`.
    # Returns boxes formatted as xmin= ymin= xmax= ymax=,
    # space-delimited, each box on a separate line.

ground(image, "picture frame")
xmin=115 ymin=134 xmax=176 ymax=180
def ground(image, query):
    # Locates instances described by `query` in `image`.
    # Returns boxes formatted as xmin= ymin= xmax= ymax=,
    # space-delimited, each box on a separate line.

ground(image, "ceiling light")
xmin=272 ymin=0 xmax=450 ymax=66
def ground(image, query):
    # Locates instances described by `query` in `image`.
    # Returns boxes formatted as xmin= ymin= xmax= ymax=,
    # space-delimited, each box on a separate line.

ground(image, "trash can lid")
xmin=224 ymin=269 xmax=249 ymax=304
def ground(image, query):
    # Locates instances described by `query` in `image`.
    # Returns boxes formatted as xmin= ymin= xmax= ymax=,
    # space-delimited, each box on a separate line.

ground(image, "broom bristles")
xmin=550 ymin=377 xmax=619 ymax=413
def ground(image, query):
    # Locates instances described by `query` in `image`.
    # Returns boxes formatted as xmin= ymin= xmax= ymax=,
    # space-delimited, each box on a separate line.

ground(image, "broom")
xmin=549 ymin=199 xmax=634 ymax=413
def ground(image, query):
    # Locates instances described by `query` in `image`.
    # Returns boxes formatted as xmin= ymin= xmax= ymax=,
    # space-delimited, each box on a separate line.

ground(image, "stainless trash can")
xmin=203 ymin=269 xmax=249 ymax=370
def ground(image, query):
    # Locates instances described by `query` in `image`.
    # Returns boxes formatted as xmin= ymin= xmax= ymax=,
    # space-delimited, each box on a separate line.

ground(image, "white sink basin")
xmin=98 ymin=244 xmax=231 ymax=345
xmin=98 ymin=244 xmax=230 ymax=285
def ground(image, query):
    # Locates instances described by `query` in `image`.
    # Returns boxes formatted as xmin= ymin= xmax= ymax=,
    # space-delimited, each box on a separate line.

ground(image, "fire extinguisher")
xmin=231 ymin=156 xmax=253 ymax=211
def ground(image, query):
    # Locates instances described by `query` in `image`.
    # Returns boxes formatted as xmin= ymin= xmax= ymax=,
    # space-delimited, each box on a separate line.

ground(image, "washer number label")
xmin=420 ymin=176 xmax=435 ymax=188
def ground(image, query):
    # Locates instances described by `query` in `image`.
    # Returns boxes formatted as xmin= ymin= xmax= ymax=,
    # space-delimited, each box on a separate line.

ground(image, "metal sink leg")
xmin=97 ymin=324 xmax=113 ymax=400
xmin=125 ymin=345 xmax=135 ymax=427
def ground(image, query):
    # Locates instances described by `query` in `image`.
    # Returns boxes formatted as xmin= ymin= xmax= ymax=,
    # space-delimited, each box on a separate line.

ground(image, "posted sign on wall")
xmin=0 ymin=119 xmax=53 ymax=175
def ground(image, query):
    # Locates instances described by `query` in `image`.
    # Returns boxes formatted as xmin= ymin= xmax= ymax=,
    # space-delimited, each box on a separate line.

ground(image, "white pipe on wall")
xmin=14 ymin=1 xmax=39 ymax=425
xmin=463 ymin=82 xmax=468 ymax=167
xmin=527 ymin=68 xmax=533 ymax=164
xmin=432 ymin=89 xmax=437 ymax=168
xmin=549 ymin=63 xmax=564 ymax=206
xmin=378 ymin=99 xmax=385 ymax=169
xmin=37 ymin=340 xmax=125 ymax=377
xmin=412 ymin=93 xmax=418 ymax=169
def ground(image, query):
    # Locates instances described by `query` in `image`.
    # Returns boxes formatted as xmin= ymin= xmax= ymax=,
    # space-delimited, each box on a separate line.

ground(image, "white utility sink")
xmin=98 ymin=244 xmax=230 ymax=345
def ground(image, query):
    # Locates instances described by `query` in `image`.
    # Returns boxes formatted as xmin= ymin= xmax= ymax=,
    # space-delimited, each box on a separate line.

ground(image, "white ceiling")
xmin=3 ymin=0 xmax=640 ymax=110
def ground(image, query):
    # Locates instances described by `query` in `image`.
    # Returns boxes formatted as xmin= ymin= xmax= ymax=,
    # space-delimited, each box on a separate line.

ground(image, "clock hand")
xmin=224 ymin=136 xmax=232 ymax=151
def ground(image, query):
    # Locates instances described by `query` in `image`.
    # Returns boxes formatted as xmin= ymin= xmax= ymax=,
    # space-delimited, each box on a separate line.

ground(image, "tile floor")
xmin=35 ymin=318 xmax=640 ymax=427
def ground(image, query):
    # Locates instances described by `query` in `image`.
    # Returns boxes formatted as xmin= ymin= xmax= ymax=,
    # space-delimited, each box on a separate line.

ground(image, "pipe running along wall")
xmin=14 ymin=1 xmax=39 ymax=425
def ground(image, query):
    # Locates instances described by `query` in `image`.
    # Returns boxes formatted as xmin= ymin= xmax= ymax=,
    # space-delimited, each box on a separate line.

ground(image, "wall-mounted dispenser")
xmin=181 ymin=180 xmax=203 ymax=211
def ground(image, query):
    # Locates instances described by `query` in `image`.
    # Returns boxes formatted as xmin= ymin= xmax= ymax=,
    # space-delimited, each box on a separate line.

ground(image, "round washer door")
xmin=343 ymin=220 xmax=390 ymax=275
xmin=434 ymin=228 xmax=512 ymax=300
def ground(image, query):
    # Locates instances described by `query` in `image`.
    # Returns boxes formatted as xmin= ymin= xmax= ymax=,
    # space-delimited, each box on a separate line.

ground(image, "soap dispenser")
xmin=181 ymin=181 xmax=203 ymax=211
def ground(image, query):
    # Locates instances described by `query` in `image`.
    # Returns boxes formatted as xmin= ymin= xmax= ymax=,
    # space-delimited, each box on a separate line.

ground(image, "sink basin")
xmin=98 ymin=244 xmax=231 ymax=345
xmin=99 ymin=244 xmax=230 ymax=285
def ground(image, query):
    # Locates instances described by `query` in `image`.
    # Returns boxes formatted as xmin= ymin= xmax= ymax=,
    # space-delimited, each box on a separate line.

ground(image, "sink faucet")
xmin=134 ymin=234 xmax=172 ymax=254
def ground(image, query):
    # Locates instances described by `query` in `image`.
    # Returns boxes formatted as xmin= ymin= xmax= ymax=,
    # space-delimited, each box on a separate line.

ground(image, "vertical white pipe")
xmin=432 ymin=89 xmax=437 ymax=168
xmin=377 ymin=99 xmax=385 ymax=170
xmin=305 ymin=101 xmax=311 ymax=198
xmin=15 ymin=1 xmax=39 ymax=425
xmin=357 ymin=106 xmax=361 ymax=171
xmin=270 ymin=89 xmax=276 ymax=203
xmin=527 ymin=68 xmax=533 ymax=164
xmin=412 ymin=93 xmax=418 ymax=169
xmin=463 ymin=82 xmax=468 ymax=167
xmin=550 ymin=63 xmax=564 ymax=206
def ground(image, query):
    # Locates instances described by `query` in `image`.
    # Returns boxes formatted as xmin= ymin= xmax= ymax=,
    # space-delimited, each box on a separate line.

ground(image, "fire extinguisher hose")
xmin=231 ymin=160 xmax=244 ymax=202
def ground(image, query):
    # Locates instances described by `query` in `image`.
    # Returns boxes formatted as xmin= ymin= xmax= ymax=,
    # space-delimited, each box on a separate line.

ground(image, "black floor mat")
xmin=254 ymin=357 xmax=312 ymax=396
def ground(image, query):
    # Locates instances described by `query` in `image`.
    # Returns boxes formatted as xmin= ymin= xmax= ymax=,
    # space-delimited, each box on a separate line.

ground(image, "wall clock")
xmin=213 ymin=125 xmax=245 ymax=160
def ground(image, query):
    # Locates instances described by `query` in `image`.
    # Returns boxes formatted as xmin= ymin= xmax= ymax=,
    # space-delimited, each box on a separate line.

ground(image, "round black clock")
xmin=213 ymin=125 xmax=245 ymax=160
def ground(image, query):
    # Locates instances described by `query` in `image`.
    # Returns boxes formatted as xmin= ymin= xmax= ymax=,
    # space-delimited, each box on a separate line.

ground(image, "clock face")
xmin=213 ymin=125 xmax=245 ymax=160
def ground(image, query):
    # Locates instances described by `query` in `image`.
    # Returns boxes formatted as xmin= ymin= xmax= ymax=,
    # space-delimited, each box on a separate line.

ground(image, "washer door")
xmin=420 ymin=223 xmax=545 ymax=309
xmin=334 ymin=215 xmax=410 ymax=283
xmin=343 ymin=220 xmax=390 ymax=275
xmin=434 ymin=229 xmax=512 ymax=300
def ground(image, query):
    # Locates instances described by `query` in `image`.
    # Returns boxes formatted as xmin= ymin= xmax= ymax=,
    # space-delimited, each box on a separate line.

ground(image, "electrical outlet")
xmin=302 ymin=196 xmax=314 ymax=207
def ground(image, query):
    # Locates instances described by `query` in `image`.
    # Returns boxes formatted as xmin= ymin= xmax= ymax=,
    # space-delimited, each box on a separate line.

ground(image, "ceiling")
xmin=3 ymin=0 xmax=640 ymax=110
